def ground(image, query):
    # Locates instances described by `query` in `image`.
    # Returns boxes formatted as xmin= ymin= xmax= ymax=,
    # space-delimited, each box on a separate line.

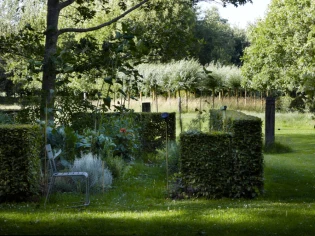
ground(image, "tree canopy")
xmin=242 ymin=0 xmax=315 ymax=97
xmin=195 ymin=6 xmax=248 ymax=66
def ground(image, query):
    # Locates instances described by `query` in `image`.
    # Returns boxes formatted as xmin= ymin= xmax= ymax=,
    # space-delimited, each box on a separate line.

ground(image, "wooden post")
xmin=265 ymin=97 xmax=275 ymax=147
xmin=142 ymin=102 xmax=151 ymax=112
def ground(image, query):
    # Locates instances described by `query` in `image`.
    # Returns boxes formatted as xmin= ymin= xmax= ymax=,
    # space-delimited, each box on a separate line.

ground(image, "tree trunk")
xmin=41 ymin=0 xmax=60 ymax=121
xmin=185 ymin=89 xmax=188 ymax=112
xmin=178 ymin=97 xmax=183 ymax=133
xmin=236 ymin=88 xmax=239 ymax=109
xmin=212 ymin=88 xmax=215 ymax=108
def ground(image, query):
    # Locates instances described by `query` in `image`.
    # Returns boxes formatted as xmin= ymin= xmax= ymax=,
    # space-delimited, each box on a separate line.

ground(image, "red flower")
xmin=120 ymin=128 xmax=127 ymax=133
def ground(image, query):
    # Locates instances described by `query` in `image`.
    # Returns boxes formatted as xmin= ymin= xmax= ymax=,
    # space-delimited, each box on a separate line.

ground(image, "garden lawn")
xmin=1 ymin=113 xmax=315 ymax=235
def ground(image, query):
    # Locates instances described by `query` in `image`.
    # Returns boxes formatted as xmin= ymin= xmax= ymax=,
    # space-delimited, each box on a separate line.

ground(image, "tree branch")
xmin=58 ymin=0 xmax=150 ymax=36
xmin=59 ymin=0 xmax=75 ymax=11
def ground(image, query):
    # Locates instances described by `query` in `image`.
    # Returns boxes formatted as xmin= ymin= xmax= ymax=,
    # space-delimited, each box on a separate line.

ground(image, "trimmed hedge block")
xmin=180 ymin=110 xmax=263 ymax=199
xmin=0 ymin=125 xmax=42 ymax=202
xmin=180 ymin=132 xmax=232 ymax=198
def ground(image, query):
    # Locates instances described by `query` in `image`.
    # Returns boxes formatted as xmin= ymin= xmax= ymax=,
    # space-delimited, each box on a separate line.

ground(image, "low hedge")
xmin=0 ymin=125 xmax=42 ymax=202
xmin=180 ymin=110 xmax=263 ymax=199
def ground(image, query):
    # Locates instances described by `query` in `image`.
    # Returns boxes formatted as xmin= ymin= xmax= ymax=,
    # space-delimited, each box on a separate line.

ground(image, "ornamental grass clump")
xmin=70 ymin=153 xmax=113 ymax=192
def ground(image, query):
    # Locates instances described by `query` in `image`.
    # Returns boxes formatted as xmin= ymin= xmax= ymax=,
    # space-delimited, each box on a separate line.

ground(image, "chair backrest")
xmin=46 ymin=144 xmax=58 ymax=173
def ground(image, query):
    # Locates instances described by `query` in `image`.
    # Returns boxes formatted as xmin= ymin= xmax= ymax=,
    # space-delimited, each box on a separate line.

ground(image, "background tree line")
xmin=8 ymin=0 xmax=314 ymax=115
xmin=0 ymin=0 xmax=249 ymax=114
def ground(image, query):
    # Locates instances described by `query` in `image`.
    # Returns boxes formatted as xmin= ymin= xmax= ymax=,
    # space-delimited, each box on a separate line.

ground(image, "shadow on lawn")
xmin=1 ymin=204 xmax=315 ymax=236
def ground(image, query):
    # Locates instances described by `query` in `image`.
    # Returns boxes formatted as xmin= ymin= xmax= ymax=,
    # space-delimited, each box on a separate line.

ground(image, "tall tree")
xmin=242 ymin=0 xmax=315 ymax=97
xmin=41 ymin=0 xmax=151 ymax=120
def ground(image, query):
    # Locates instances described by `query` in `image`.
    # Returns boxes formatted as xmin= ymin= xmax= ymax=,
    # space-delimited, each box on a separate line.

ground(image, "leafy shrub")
xmin=98 ymin=112 xmax=141 ymax=160
xmin=71 ymin=112 xmax=176 ymax=157
xmin=70 ymin=153 xmax=113 ymax=192
xmin=276 ymin=95 xmax=305 ymax=112
xmin=46 ymin=125 xmax=81 ymax=162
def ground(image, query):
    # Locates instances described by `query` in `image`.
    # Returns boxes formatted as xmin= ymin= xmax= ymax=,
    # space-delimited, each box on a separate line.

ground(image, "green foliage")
xmin=187 ymin=111 xmax=209 ymax=132
xmin=127 ymin=0 xmax=199 ymax=62
xmin=0 ymin=111 xmax=14 ymax=124
xmin=195 ymin=7 xmax=248 ymax=66
xmin=276 ymin=95 xmax=294 ymax=112
xmin=242 ymin=0 xmax=315 ymax=107
xmin=54 ymin=92 xmax=96 ymax=127
xmin=46 ymin=110 xmax=141 ymax=162
xmin=136 ymin=59 xmax=202 ymax=99
xmin=105 ymin=155 xmax=130 ymax=179
xmin=103 ymin=113 xmax=140 ymax=160
xmin=0 ymin=124 xmax=42 ymax=202
xmin=0 ymin=97 xmax=42 ymax=125
xmin=180 ymin=131 xmax=233 ymax=198
xmin=46 ymin=125 xmax=81 ymax=162
xmin=70 ymin=111 xmax=176 ymax=156
xmin=209 ymin=109 xmax=249 ymax=132
xmin=229 ymin=116 xmax=264 ymax=198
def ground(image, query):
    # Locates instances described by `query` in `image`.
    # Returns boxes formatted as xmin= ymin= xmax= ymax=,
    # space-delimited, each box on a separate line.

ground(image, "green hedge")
xmin=0 ymin=109 xmax=39 ymax=124
xmin=180 ymin=110 xmax=263 ymax=199
xmin=0 ymin=125 xmax=42 ymax=202
xmin=180 ymin=132 xmax=233 ymax=198
xmin=229 ymin=118 xmax=263 ymax=198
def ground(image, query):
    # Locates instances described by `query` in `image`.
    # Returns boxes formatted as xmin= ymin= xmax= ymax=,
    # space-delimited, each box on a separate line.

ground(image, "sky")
xmin=197 ymin=0 xmax=272 ymax=29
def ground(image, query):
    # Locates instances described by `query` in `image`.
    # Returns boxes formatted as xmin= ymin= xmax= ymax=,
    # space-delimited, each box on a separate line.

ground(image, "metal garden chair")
xmin=44 ymin=144 xmax=90 ymax=207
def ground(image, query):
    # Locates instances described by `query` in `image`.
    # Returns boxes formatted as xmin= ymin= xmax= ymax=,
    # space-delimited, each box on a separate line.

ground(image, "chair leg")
xmin=44 ymin=177 xmax=55 ymax=208
xmin=84 ymin=177 xmax=90 ymax=206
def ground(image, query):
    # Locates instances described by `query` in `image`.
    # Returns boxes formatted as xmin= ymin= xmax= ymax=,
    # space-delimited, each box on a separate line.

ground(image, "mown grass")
xmin=1 ymin=111 xmax=315 ymax=235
